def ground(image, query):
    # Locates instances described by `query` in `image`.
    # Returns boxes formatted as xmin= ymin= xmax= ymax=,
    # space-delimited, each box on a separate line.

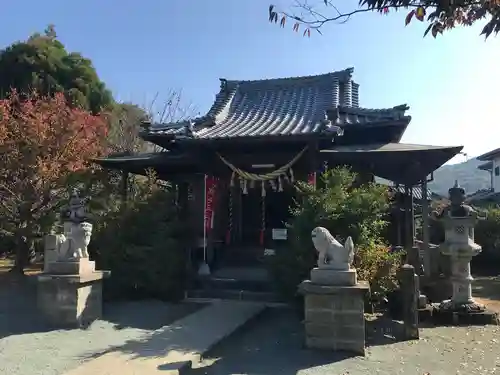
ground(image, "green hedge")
xmin=90 ymin=185 xmax=187 ymax=301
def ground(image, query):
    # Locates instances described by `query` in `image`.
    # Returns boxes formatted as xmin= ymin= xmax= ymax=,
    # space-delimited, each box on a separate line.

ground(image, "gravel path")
xmin=2 ymin=278 xmax=499 ymax=375
xmin=195 ymin=309 xmax=500 ymax=375
xmin=0 ymin=280 xmax=201 ymax=375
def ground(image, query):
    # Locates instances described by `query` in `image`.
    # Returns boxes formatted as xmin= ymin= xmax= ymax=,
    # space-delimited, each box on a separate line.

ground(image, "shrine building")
xmin=95 ymin=68 xmax=462 ymax=272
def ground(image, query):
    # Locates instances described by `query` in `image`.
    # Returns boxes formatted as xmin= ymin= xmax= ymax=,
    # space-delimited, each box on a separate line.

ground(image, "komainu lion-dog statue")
xmin=311 ymin=227 xmax=355 ymax=270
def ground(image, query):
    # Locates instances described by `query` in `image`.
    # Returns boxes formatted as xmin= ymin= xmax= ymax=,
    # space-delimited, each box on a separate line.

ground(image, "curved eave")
xmin=320 ymin=143 xmax=463 ymax=185
xmin=140 ymin=118 xmax=411 ymax=151
xmin=92 ymin=152 xmax=196 ymax=173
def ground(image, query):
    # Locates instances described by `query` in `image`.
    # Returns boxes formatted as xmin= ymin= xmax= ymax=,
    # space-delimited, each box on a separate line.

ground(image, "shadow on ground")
xmin=0 ymin=273 xmax=204 ymax=339
xmin=184 ymin=308 xmax=354 ymax=375
xmin=470 ymin=262 xmax=500 ymax=312
xmin=102 ymin=300 xmax=203 ymax=331
xmin=0 ymin=275 xmax=56 ymax=339
xmin=472 ymin=275 xmax=500 ymax=300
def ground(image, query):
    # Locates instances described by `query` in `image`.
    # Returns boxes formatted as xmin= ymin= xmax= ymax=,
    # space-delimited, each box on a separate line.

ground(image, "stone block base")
xmin=45 ymin=259 xmax=95 ymax=275
xmin=421 ymin=276 xmax=453 ymax=303
xmin=418 ymin=305 xmax=434 ymax=322
xmin=298 ymin=280 xmax=369 ymax=356
xmin=432 ymin=305 xmax=499 ymax=326
xmin=418 ymin=294 xmax=428 ymax=309
xmin=310 ymin=268 xmax=357 ymax=286
xmin=37 ymin=272 xmax=106 ymax=328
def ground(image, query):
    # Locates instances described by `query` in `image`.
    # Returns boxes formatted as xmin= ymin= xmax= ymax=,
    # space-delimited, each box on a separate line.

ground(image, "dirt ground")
xmin=0 ymin=258 xmax=42 ymax=288
xmin=471 ymin=274 xmax=500 ymax=312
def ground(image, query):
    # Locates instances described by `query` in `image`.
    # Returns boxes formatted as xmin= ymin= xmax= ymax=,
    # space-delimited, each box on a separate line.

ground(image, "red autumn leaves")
xmin=0 ymin=90 xmax=108 ymax=214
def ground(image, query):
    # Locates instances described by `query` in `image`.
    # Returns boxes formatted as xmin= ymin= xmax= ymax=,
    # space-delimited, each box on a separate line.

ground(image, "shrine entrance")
xmin=241 ymin=188 xmax=262 ymax=247
xmin=219 ymin=178 xmax=296 ymax=268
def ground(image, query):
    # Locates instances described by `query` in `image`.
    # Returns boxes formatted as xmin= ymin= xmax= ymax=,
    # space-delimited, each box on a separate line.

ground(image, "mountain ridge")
xmin=429 ymin=158 xmax=491 ymax=196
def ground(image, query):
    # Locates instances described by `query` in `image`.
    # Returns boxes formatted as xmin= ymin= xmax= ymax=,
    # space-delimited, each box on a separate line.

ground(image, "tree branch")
xmin=270 ymin=1 xmax=499 ymax=38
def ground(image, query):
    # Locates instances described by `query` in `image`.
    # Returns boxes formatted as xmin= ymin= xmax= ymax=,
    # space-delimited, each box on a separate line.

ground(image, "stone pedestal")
xmin=298 ymin=267 xmax=369 ymax=356
xmin=43 ymin=234 xmax=62 ymax=271
xmin=310 ymin=267 xmax=357 ymax=286
xmin=45 ymin=258 xmax=97 ymax=275
xmin=37 ymin=258 xmax=110 ymax=328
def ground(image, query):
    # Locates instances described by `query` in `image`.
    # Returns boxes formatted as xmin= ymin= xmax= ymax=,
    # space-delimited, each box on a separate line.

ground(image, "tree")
xmin=268 ymin=167 xmax=401 ymax=304
xmin=0 ymin=25 xmax=114 ymax=114
xmin=107 ymin=103 xmax=150 ymax=154
xmin=107 ymin=90 xmax=199 ymax=155
xmin=90 ymin=177 xmax=188 ymax=301
xmin=0 ymin=90 xmax=108 ymax=273
xmin=269 ymin=1 xmax=500 ymax=39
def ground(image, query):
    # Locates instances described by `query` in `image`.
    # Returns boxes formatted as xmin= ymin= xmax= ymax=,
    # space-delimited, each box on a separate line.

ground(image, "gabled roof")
xmin=477 ymin=147 xmax=500 ymax=161
xmin=141 ymin=68 xmax=411 ymax=141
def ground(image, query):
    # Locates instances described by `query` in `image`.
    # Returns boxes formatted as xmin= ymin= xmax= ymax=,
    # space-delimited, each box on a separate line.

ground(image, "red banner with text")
xmin=307 ymin=172 xmax=316 ymax=188
xmin=204 ymin=176 xmax=218 ymax=233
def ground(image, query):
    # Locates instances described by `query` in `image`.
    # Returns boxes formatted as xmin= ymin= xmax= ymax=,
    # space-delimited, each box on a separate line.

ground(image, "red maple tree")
xmin=0 ymin=90 xmax=108 ymax=273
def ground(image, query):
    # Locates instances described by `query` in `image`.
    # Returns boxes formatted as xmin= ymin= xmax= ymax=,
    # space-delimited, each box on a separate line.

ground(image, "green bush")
xmin=475 ymin=207 xmax=500 ymax=261
xmin=268 ymin=167 xmax=402 ymax=303
xmin=428 ymin=204 xmax=500 ymax=264
xmin=90 ymin=179 xmax=187 ymax=301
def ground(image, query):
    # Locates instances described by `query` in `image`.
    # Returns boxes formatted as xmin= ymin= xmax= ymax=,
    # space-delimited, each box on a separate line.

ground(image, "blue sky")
xmin=2 ymin=0 xmax=499 ymax=163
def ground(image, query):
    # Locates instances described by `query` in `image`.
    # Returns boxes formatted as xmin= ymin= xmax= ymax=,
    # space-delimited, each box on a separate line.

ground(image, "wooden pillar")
xmin=309 ymin=140 xmax=319 ymax=180
xmin=396 ymin=207 xmax=402 ymax=246
xmin=177 ymin=180 xmax=193 ymax=286
xmin=421 ymin=178 xmax=431 ymax=277
xmin=235 ymin=180 xmax=242 ymax=244
xmin=404 ymin=185 xmax=414 ymax=249
xmin=178 ymin=181 xmax=189 ymax=222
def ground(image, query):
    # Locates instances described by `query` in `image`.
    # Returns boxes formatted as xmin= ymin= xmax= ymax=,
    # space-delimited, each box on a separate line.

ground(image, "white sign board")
xmin=264 ymin=248 xmax=276 ymax=256
xmin=272 ymin=228 xmax=288 ymax=240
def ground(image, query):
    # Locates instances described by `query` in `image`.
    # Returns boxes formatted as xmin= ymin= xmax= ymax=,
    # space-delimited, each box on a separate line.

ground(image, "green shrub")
xmin=475 ymin=207 xmax=500 ymax=261
xmin=90 ymin=179 xmax=187 ymax=301
xmin=268 ymin=167 xmax=401 ymax=303
xmin=354 ymin=242 xmax=403 ymax=302
xmin=429 ymin=204 xmax=500 ymax=264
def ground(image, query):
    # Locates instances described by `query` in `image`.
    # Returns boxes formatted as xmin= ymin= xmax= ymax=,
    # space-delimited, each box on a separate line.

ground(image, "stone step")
xmin=184 ymin=297 xmax=289 ymax=309
xmin=187 ymin=288 xmax=283 ymax=303
xmin=63 ymin=300 xmax=266 ymax=375
xmin=205 ymin=277 xmax=272 ymax=292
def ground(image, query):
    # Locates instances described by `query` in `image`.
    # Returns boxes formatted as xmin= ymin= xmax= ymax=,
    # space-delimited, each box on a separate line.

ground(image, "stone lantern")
xmin=433 ymin=181 xmax=485 ymax=313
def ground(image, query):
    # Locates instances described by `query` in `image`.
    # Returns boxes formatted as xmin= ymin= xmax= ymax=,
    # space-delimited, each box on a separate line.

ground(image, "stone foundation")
xmin=432 ymin=304 xmax=499 ymax=326
xmin=37 ymin=257 xmax=110 ymax=328
xmin=299 ymin=280 xmax=369 ymax=356
xmin=37 ymin=272 xmax=107 ymax=328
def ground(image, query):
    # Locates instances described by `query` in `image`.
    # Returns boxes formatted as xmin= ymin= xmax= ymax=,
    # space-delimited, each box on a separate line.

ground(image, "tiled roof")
xmin=466 ymin=189 xmax=500 ymax=204
xmin=142 ymin=68 xmax=410 ymax=140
